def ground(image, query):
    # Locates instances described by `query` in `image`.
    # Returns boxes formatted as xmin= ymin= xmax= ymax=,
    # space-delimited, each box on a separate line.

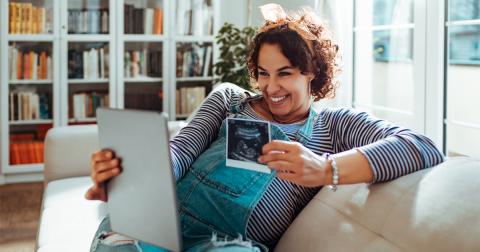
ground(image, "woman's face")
xmin=257 ymin=43 xmax=314 ymax=123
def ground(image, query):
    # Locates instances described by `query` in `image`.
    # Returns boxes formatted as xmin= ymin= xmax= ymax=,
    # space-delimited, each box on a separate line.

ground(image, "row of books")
xmin=176 ymin=44 xmax=212 ymax=77
xmin=124 ymin=50 xmax=162 ymax=78
xmin=8 ymin=2 xmax=53 ymax=34
xmin=10 ymin=141 xmax=44 ymax=165
xmin=68 ymin=47 xmax=110 ymax=79
xmin=8 ymin=46 xmax=52 ymax=81
xmin=72 ymin=92 xmax=109 ymax=119
xmin=124 ymin=5 xmax=163 ymax=34
xmin=9 ymin=90 xmax=51 ymax=121
xmin=176 ymin=86 xmax=206 ymax=115
xmin=176 ymin=0 xmax=213 ymax=36
xmin=125 ymin=92 xmax=163 ymax=111
xmin=68 ymin=9 xmax=109 ymax=34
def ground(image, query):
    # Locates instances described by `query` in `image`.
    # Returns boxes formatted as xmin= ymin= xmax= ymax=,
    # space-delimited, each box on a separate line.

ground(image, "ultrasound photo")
xmin=226 ymin=118 xmax=271 ymax=173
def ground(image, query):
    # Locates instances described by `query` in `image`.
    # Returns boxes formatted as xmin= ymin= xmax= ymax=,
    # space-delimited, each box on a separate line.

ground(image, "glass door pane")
xmin=175 ymin=0 xmax=213 ymax=36
xmin=8 ymin=0 xmax=54 ymax=34
xmin=446 ymin=0 xmax=480 ymax=157
xmin=67 ymin=0 xmax=110 ymax=34
xmin=67 ymin=42 xmax=110 ymax=125
xmin=124 ymin=42 xmax=163 ymax=111
xmin=175 ymin=42 xmax=213 ymax=119
xmin=124 ymin=0 xmax=164 ymax=35
xmin=354 ymin=0 xmax=421 ymax=131
xmin=8 ymin=41 xmax=53 ymax=165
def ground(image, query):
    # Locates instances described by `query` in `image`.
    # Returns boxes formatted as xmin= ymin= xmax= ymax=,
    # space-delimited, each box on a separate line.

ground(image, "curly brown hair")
xmin=247 ymin=11 xmax=340 ymax=101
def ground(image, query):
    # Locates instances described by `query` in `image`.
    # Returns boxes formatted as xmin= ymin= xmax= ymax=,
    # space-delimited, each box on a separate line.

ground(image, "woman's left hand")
xmin=258 ymin=140 xmax=330 ymax=187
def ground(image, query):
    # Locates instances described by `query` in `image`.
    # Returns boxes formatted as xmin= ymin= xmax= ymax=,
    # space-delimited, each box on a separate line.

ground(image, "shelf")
xmin=9 ymin=80 xmax=53 ymax=85
xmin=176 ymin=77 xmax=214 ymax=82
xmin=123 ymin=35 xmax=165 ymax=42
xmin=4 ymin=163 xmax=44 ymax=174
xmin=69 ymin=79 xmax=109 ymax=84
xmin=69 ymin=118 xmax=97 ymax=123
xmin=174 ymin=36 xmax=215 ymax=42
xmin=9 ymin=119 xmax=54 ymax=125
xmin=7 ymin=34 xmax=55 ymax=42
xmin=124 ymin=77 xmax=163 ymax=83
xmin=67 ymin=34 xmax=111 ymax=42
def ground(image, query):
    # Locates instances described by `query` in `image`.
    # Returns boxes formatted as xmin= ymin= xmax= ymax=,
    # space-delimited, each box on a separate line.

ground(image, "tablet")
xmin=96 ymin=108 xmax=181 ymax=252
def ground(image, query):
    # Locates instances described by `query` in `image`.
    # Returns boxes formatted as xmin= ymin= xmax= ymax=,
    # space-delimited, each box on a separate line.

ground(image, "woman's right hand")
xmin=85 ymin=149 xmax=122 ymax=202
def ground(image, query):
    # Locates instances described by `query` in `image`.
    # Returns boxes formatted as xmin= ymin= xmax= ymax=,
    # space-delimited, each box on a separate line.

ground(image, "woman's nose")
xmin=265 ymin=76 xmax=281 ymax=93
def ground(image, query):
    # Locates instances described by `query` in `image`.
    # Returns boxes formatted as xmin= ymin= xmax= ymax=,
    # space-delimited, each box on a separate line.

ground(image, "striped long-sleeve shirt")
xmin=169 ymin=85 xmax=444 ymax=247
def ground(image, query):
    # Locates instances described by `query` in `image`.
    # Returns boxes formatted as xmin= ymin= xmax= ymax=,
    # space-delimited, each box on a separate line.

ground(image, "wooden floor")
xmin=0 ymin=182 xmax=43 ymax=252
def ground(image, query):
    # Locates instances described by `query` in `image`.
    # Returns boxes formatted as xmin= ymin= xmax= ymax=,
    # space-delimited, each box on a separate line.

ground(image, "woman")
xmin=86 ymin=4 xmax=444 ymax=252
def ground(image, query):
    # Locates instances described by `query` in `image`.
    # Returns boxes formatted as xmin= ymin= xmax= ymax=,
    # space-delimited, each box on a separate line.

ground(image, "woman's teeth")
xmin=271 ymin=95 xmax=286 ymax=102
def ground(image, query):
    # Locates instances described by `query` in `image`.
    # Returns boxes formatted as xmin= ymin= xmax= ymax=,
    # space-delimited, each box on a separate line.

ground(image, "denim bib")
xmin=174 ymin=95 xmax=318 ymax=251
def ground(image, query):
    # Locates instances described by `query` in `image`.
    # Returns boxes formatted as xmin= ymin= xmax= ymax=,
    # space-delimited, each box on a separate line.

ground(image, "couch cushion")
xmin=36 ymin=177 xmax=107 ymax=252
xmin=275 ymin=157 xmax=480 ymax=252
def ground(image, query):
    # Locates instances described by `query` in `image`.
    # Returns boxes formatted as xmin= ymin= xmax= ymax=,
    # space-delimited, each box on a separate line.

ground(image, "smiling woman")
xmin=252 ymin=43 xmax=314 ymax=124
xmin=86 ymin=3 xmax=444 ymax=252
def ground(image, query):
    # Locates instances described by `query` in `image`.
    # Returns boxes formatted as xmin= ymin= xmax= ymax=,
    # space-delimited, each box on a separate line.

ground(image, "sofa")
xmin=36 ymin=124 xmax=480 ymax=252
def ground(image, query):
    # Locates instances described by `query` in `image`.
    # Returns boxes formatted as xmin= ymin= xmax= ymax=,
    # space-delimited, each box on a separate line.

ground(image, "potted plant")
xmin=214 ymin=23 xmax=256 ymax=91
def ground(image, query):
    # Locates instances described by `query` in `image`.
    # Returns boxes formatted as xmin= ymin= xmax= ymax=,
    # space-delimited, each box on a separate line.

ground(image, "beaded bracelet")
xmin=322 ymin=153 xmax=339 ymax=192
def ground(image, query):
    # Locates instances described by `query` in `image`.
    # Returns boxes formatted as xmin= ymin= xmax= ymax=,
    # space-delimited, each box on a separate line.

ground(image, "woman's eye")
xmin=279 ymin=72 xmax=291 ymax=77
xmin=258 ymin=71 xmax=269 ymax=77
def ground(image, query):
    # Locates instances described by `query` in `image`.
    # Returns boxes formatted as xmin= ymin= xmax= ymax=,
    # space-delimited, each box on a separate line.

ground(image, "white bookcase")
xmin=0 ymin=0 xmax=219 ymax=182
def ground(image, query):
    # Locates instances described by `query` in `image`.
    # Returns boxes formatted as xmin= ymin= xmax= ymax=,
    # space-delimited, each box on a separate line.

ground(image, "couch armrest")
xmin=43 ymin=121 xmax=188 ymax=184
xmin=44 ymin=125 xmax=100 ymax=184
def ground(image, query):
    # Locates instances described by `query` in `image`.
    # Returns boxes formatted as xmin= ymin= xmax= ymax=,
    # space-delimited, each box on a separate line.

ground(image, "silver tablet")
xmin=96 ymin=108 xmax=181 ymax=252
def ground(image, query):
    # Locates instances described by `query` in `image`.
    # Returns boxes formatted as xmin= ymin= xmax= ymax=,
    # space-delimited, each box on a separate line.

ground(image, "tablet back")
xmin=97 ymin=108 xmax=181 ymax=251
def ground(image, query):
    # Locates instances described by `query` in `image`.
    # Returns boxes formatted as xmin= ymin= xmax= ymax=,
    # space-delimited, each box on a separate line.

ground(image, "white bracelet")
xmin=322 ymin=153 xmax=339 ymax=192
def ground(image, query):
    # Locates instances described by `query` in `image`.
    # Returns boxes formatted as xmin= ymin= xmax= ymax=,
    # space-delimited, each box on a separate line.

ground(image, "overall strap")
xmin=294 ymin=108 xmax=319 ymax=145
xmin=228 ymin=92 xmax=262 ymax=115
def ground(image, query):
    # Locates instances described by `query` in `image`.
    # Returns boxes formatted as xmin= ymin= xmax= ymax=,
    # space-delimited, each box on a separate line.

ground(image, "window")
xmin=445 ymin=0 xmax=480 ymax=157
xmin=353 ymin=0 xmax=480 ymax=157
xmin=353 ymin=0 xmax=423 ymax=132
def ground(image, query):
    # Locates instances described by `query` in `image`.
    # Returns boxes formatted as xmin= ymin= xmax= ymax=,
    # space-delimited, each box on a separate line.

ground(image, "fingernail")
xmin=258 ymin=157 xmax=263 ymax=162
xmin=107 ymin=152 xmax=112 ymax=158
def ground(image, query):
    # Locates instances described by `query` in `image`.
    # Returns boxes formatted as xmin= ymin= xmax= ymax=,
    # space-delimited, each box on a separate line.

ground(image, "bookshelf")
xmin=171 ymin=0 xmax=217 ymax=120
xmin=0 ymin=0 xmax=219 ymax=182
xmin=1 ymin=0 xmax=59 ymax=177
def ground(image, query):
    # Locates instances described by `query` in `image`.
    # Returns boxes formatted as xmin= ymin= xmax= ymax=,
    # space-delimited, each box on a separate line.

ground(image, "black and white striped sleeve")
xmin=168 ymin=85 xmax=246 ymax=180
xmin=325 ymin=108 xmax=445 ymax=183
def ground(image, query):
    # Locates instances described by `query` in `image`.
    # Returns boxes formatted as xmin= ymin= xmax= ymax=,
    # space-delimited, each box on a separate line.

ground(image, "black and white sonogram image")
xmin=226 ymin=118 xmax=271 ymax=173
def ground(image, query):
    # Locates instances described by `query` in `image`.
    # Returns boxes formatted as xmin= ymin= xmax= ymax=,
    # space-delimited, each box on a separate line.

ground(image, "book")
xmin=124 ymin=5 xmax=163 ymax=35
xmin=68 ymin=45 xmax=109 ymax=79
xmin=176 ymin=0 xmax=212 ymax=36
xmin=153 ymin=8 xmax=163 ymax=34
xmin=9 ymin=88 xmax=51 ymax=121
xmin=176 ymin=86 xmax=206 ymax=115
xmin=8 ymin=44 xmax=51 ymax=81
xmin=177 ymin=43 xmax=212 ymax=77
xmin=72 ymin=92 xmax=109 ymax=119
xmin=8 ymin=2 xmax=51 ymax=34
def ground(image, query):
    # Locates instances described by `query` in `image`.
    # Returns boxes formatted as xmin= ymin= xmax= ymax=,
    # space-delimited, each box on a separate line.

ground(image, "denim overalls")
xmin=90 ymin=95 xmax=318 ymax=252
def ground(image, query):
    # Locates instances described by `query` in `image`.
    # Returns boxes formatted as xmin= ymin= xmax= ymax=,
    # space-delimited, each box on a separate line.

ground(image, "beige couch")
xmin=36 ymin=124 xmax=480 ymax=252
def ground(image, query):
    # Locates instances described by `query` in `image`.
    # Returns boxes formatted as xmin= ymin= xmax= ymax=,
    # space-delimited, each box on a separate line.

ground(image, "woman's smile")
xmin=269 ymin=94 xmax=289 ymax=105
